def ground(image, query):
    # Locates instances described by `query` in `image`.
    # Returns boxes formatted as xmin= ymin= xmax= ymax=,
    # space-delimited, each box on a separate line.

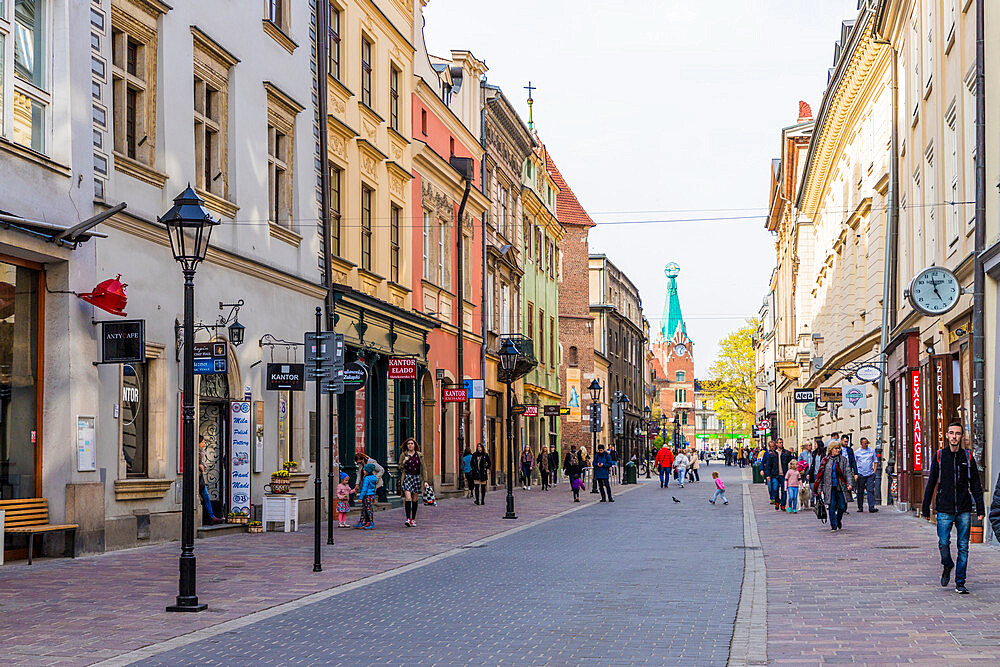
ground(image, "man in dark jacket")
xmin=764 ymin=439 xmax=794 ymax=510
xmin=548 ymin=448 xmax=560 ymax=485
xmin=593 ymin=444 xmax=614 ymax=502
xmin=922 ymin=422 xmax=985 ymax=594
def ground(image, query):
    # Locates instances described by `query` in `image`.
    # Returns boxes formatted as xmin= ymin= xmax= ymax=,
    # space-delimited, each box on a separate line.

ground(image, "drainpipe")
xmin=972 ymin=0 xmax=986 ymax=468
xmin=450 ymin=156 xmax=474 ymax=485
xmin=480 ymin=95 xmax=488 ymax=452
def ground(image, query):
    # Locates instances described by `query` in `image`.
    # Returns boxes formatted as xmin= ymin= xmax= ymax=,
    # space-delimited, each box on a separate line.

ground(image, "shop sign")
xmin=911 ymin=370 xmax=922 ymax=471
xmin=100 ymin=319 xmax=145 ymax=363
xmin=935 ymin=357 xmax=946 ymax=450
xmin=511 ymin=404 xmax=526 ymax=416
xmin=194 ymin=357 xmax=227 ymax=375
xmin=343 ymin=361 xmax=368 ymax=391
xmin=387 ymin=358 xmax=417 ymax=380
xmin=229 ymin=401 xmax=252 ymax=516
xmin=803 ymin=402 xmax=819 ymax=418
xmin=786 ymin=418 xmax=796 ymax=428
xmin=443 ymin=387 xmax=467 ymax=402
xmin=842 ymin=385 xmax=867 ymax=409
xmin=193 ymin=341 xmax=227 ymax=375
xmin=463 ymin=379 xmax=485 ymax=399
xmin=794 ymin=389 xmax=815 ymax=403
xmin=266 ymin=363 xmax=304 ymax=391
xmin=820 ymin=387 xmax=842 ymax=402
xmin=543 ymin=405 xmax=562 ymax=417
xmin=523 ymin=404 xmax=538 ymax=417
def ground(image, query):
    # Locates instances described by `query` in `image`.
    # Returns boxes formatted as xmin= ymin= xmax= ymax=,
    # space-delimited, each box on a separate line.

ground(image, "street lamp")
xmin=644 ymin=405 xmax=652 ymax=479
xmin=499 ymin=339 xmax=520 ymax=519
xmin=162 ymin=185 xmax=218 ymax=613
xmin=588 ymin=379 xmax=602 ymax=493
xmin=618 ymin=393 xmax=630 ymax=483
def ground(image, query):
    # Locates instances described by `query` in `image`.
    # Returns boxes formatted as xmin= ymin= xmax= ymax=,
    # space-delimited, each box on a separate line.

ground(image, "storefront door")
xmin=199 ymin=373 xmax=231 ymax=519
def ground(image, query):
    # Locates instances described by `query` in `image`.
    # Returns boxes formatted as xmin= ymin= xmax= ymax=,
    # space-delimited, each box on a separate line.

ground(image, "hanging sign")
xmin=443 ymin=387 xmax=467 ymax=402
xmin=100 ymin=320 xmax=145 ymax=363
xmin=523 ymin=404 xmax=538 ymax=417
xmin=266 ymin=363 xmax=304 ymax=391
xmin=463 ymin=379 xmax=486 ymax=399
xmin=543 ymin=405 xmax=562 ymax=417
xmin=842 ymin=384 xmax=867 ymax=409
xmin=511 ymin=404 xmax=526 ymax=416
xmin=786 ymin=418 xmax=796 ymax=428
xmin=193 ymin=341 xmax=227 ymax=375
xmin=387 ymin=358 xmax=417 ymax=380
xmin=229 ymin=401 xmax=252 ymax=517
xmin=803 ymin=402 xmax=819 ymax=418
xmin=855 ymin=364 xmax=882 ymax=383
xmin=793 ymin=389 xmax=815 ymax=403
xmin=343 ymin=361 xmax=368 ymax=391
xmin=911 ymin=370 xmax=922 ymax=471
xmin=820 ymin=387 xmax=843 ymax=402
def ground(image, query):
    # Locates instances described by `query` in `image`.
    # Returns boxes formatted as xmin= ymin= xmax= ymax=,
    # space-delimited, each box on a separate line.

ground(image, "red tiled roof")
xmin=545 ymin=152 xmax=596 ymax=228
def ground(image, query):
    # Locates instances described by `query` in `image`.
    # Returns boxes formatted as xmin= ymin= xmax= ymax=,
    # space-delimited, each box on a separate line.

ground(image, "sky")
xmin=424 ymin=0 xmax=861 ymax=377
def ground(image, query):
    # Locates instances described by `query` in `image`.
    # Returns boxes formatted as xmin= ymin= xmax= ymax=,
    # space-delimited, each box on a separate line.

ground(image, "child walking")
xmin=709 ymin=471 xmax=728 ymax=505
xmin=785 ymin=463 xmax=801 ymax=513
xmin=354 ymin=463 xmax=377 ymax=529
xmin=336 ymin=472 xmax=353 ymax=527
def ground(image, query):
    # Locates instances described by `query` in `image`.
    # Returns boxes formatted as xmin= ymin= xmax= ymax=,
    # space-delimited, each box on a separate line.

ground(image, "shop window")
xmin=122 ymin=362 xmax=148 ymax=477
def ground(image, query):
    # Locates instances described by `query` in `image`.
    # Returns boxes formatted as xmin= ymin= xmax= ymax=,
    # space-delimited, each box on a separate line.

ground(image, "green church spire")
xmin=660 ymin=262 xmax=687 ymax=341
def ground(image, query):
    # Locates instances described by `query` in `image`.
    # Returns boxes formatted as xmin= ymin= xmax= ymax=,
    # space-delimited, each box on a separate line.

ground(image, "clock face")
xmin=674 ymin=343 xmax=687 ymax=357
xmin=908 ymin=267 xmax=960 ymax=316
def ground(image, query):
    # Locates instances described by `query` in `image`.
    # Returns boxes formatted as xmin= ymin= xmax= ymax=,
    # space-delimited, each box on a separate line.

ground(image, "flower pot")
xmin=267 ymin=476 xmax=291 ymax=494
xmin=248 ymin=524 xmax=263 ymax=534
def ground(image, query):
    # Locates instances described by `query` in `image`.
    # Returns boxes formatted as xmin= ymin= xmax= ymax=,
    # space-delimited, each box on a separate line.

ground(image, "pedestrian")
xmin=336 ymin=473 xmax=353 ymax=528
xmin=462 ymin=446 xmax=474 ymax=498
xmin=471 ymin=443 xmax=491 ymax=505
xmin=922 ymin=422 xmax=984 ymax=594
xmin=593 ymin=444 xmax=615 ymax=502
xmin=354 ymin=451 xmax=385 ymax=502
xmin=579 ymin=445 xmax=590 ymax=485
xmin=689 ymin=448 xmax=701 ymax=482
xmin=537 ymin=445 xmax=551 ymax=491
xmin=564 ymin=445 xmax=584 ymax=502
xmin=609 ymin=445 xmax=619 ymax=483
xmin=709 ymin=471 xmax=728 ymax=505
xmin=725 ymin=445 xmax=734 ymax=466
xmin=548 ymin=446 xmax=560 ymax=485
xmin=400 ymin=438 xmax=422 ymax=527
xmin=354 ymin=463 xmax=377 ymax=530
xmin=198 ymin=436 xmax=222 ymax=524
xmin=654 ymin=442 xmax=675 ymax=488
xmin=673 ymin=449 xmax=690 ymax=488
xmin=813 ymin=442 xmax=853 ymax=531
xmin=853 ymin=437 xmax=878 ymax=512
xmin=764 ymin=438 xmax=794 ymax=511
xmin=784 ymin=462 xmax=801 ymax=513
xmin=519 ymin=445 xmax=534 ymax=490
xmin=760 ymin=442 xmax=776 ymax=503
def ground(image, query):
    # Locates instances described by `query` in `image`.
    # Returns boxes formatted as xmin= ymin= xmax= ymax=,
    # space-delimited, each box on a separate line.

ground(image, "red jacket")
xmin=654 ymin=447 xmax=674 ymax=469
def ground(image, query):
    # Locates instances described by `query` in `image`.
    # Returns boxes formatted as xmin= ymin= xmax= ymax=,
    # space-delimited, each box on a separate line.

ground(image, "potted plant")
xmin=268 ymin=469 xmax=291 ymax=494
xmin=282 ymin=460 xmax=299 ymax=472
xmin=226 ymin=511 xmax=249 ymax=525
xmin=248 ymin=520 xmax=263 ymax=534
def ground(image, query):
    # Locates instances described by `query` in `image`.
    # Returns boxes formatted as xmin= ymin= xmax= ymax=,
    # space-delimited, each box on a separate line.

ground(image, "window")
xmin=361 ymin=184 xmax=373 ymax=270
xmin=549 ymin=316 xmax=555 ymax=368
xmin=328 ymin=3 xmax=340 ymax=81
xmin=527 ymin=304 xmax=534 ymax=342
xmin=437 ymin=219 xmax=447 ymax=285
xmin=7 ymin=0 xmax=48 ymax=152
xmin=390 ymin=204 xmax=400 ymax=282
xmin=329 ymin=163 xmax=342 ymax=256
xmin=568 ymin=346 xmax=578 ymax=367
xmin=420 ymin=107 xmax=427 ymax=135
xmin=500 ymin=283 xmax=510 ymax=333
xmin=422 ymin=210 xmax=432 ymax=281
xmin=681 ymin=412 xmax=688 ymax=426
xmin=122 ymin=362 xmax=148 ymax=477
xmin=499 ymin=186 xmax=509 ymax=238
xmin=909 ymin=17 xmax=920 ymax=116
xmin=267 ymin=123 xmax=290 ymax=225
xmin=924 ymin=144 xmax=935 ymax=264
xmin=523 ymin=217 xmax=532 ymax=260
xmin=963 ymin=75 xmax=976 ymax=233
xmin=463 ymin=231 xmax=472 ymax=295
xmin=193 ymin=31 xmax=235 ymax=201
xmin=945 ymin=106 xmax=959 ymax=244
xmin=535 ymin=227 xmax=542 ymax=265
xmin=389 ymin=65 xmax=399 ymax=131
xmin=486 ymin=272 xmax=495 ymax=331
xmin=111 ymin=10 xmax=155 ymax=166
xmin=360 ymin=36 xmax=372 ymax=107
xmin=265 ymin=0 xmax=285 ymax=29
xmin=923 ymin=0 xmax=933 ymax=91
xmin=538 ymin=311 xmax=545 ymax=364
xmin=676 ymin=371 xmax=685 ymax=382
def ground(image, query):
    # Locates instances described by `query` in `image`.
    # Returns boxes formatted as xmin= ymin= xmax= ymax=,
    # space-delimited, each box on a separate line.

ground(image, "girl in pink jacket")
xmin=709 ymin=471 xmax=728 ymax=505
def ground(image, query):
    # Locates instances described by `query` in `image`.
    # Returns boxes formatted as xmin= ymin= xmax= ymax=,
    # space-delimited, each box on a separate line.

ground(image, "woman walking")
xmin=564 ymin=445 xmax=584 ymax=502
xmin=462 ymin=446 xmax=474 ymax=498
xmin=674 ymin=449 xmax=690 ymax=488
xmin=689 ymin=448 xmax=701 ymax=482
xmin=814 ymin=442 xmax=853 ymax=531
xmin=537 ymin=445 xmax=551 ymax=490
xmin=520 ymin=445 xmax=534 ymax=490
xmin=400 ymin=438 xmax=422 ymax=527
xmin=471 ymin=443 xmax=491 ymax=505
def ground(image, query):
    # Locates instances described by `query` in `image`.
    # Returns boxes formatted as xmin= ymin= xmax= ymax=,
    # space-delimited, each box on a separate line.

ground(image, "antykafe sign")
xmin=266 ymin=363 xmax=304 ymax=391
xmin=794 ymin=389 xmax=815 ymax=403
xmin=100 ymin=320 xmax=145 ymax=363
xmin=229 ymin=401 xmax=252 ymax=517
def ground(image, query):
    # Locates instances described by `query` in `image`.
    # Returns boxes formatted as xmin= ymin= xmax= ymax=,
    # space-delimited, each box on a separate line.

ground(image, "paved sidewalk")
xmin=752 ymin=480 xmax=1000 ymax=665
xmin=0 ymin=482 xmax=635 ymax=666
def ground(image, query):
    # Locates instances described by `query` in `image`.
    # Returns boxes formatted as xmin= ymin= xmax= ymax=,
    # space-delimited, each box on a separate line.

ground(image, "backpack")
xmin=567 ymin=452 xmax=578 ymax=468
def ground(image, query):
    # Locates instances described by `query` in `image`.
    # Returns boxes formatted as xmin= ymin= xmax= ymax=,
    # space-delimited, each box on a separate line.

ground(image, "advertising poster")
xmin=230 ymin=401 xmax=252 ymax=516
xmin=566 ymin=368 xmax=581 ymax=422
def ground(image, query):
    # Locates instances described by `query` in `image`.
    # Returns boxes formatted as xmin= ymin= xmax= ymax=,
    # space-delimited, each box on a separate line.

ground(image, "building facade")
xmin=651 ymin=263 xmax=695 ymax=448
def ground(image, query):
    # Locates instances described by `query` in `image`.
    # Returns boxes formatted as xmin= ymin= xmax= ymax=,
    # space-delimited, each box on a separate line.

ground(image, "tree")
xmin=705 ymin=319 xmax=757 ymax=432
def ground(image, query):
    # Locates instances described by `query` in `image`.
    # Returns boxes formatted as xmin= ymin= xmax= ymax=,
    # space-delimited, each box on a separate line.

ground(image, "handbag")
xmin=815 ymin=497 xmax=827 ymax=523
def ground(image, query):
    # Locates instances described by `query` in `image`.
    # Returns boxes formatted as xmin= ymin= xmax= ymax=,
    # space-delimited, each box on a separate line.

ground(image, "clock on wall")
xmin=674 ymin=343 xmax=687 ymax=357
xmin=905 ymin=266 xmax=961 ymax=316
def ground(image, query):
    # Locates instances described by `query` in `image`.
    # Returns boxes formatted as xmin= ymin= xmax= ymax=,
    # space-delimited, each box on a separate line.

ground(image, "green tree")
xmin=705 ymin=319 xmax=758 ymax=431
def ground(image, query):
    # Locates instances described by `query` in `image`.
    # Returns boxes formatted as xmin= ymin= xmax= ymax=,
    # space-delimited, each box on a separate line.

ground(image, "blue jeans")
xmin=677 ymin=469 xmax=686 ymax=485
xmin=520 ymin=464 xmax=532 ymax=486
xmin=199 ymin=482 xmax=216 ymax=521
xmin=937 ymin=512 xmax=971 ymax=585
xmin=828 ymin=488 xmax=846 ymax=529
xmin=856 ymin=474 xmax=877 ymax=510
xmin=767 ymin=477 xmax=781 ymax=504
xmin=659 ymin=467 xmax=670 ymax=487
xmin=711 ymin=488 xmax=728 ymax=503
xmin=787 ymin=486 xmax=799 ymax=512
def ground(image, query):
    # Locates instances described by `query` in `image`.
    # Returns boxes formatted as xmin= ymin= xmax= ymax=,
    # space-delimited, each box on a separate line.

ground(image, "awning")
xmin=0 ymin=202 xmax=124 ymax=249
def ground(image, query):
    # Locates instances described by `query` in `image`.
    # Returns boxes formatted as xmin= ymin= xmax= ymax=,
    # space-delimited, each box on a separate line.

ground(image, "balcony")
xmin=496 ymin=335 xmax=538 ymax=382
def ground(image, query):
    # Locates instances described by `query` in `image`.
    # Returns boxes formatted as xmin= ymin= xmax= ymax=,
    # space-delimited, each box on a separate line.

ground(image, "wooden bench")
xmin=0 ymin=498 xmax=78 ymax=564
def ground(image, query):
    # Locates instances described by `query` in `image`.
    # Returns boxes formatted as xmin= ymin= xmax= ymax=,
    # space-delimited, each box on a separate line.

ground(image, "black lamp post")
xmin=162 ymin=185 xmax=218 ymax=613
xmin=644 ymin=405 xmax=652 ymax=478
xmin=589 ymin=379 xmax=602 ymax=493
xmin=499 ymin=339 xmax=520 ymax=519
xmin=619 ymin=393 xmax=630 ymax=483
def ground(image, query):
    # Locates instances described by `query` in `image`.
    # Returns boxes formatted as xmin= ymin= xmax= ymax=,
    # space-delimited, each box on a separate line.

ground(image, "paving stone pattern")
xmin=751 ymin=478 xmax=1000 ymax=665
xmin=144 ymin=466 xmax=746 ymax=666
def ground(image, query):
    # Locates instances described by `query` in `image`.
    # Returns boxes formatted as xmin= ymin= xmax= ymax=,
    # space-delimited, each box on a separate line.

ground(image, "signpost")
xmin=589 ymin=403 xmax=602 ymax=432
xmin=229 ymin=401 xmax=251 ymax=518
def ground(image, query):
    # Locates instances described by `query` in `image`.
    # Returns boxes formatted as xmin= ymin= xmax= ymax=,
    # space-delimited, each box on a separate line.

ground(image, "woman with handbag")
xmin=564 ymin=445 xmax=584 ymax=502
xmin=519 ymin=445 xmax=534 ymax=490
xmin=470 ymin=443 xmax=491 ymax=505
xmin=813 ymin=442 xmax=853 ymax=531
xmin=399 ymin=438 xmax=422 ymax=527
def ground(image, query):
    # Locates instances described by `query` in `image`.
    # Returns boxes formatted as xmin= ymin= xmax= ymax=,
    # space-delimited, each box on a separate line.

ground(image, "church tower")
xmin=652 ymin=262 xmax=695 ymax=447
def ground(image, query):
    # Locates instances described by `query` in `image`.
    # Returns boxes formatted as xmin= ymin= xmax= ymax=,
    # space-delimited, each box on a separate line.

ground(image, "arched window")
xmin=676 ymin=371 xmax=685 ymax=382
xmin=568 ymin=346 xmax=578 ymax=367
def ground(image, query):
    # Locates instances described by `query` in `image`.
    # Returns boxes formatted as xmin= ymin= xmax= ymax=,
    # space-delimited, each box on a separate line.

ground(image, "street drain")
xmin=947 ymin=630 xmax=1000 ymax=647
xmin=733 ymin=546 xmax=761 ymax=550
xmin=460 ymin=544 xmax=486 ymax=549
xmin=876 ymin=545 xmax=919 ymax=549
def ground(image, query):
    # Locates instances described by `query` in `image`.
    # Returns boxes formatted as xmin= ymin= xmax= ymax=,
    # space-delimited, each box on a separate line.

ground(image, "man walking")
xmin=593 ymin=444 xmax=615 ymax=502
xmin=764 ymin=438 xmax=794 ymax=510
xmin=854 ymin=437 xmax=878 ymax=512
xmin=654 ymin=443 xmax=675 ymax=488
xmin=922 ymin=422 xmax=984 ymax=594
xmin=724 ymin=444 xmax=733 ymax=466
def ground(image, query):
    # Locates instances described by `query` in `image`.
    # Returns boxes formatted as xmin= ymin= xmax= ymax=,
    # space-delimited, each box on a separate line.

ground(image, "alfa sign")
xmin=387 ymin=358 xmax=417 ymax=380
xmin=793 ymin=389 xmax=815 ymax=403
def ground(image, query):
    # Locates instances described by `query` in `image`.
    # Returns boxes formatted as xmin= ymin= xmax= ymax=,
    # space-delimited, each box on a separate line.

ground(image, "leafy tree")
xmin=705 ymin=319 xmax=757 ymax=431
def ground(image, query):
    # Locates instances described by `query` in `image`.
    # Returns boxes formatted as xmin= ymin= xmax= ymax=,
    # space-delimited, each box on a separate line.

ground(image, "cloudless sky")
xmin=424 ymin=0 xmax=860 ymax=376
